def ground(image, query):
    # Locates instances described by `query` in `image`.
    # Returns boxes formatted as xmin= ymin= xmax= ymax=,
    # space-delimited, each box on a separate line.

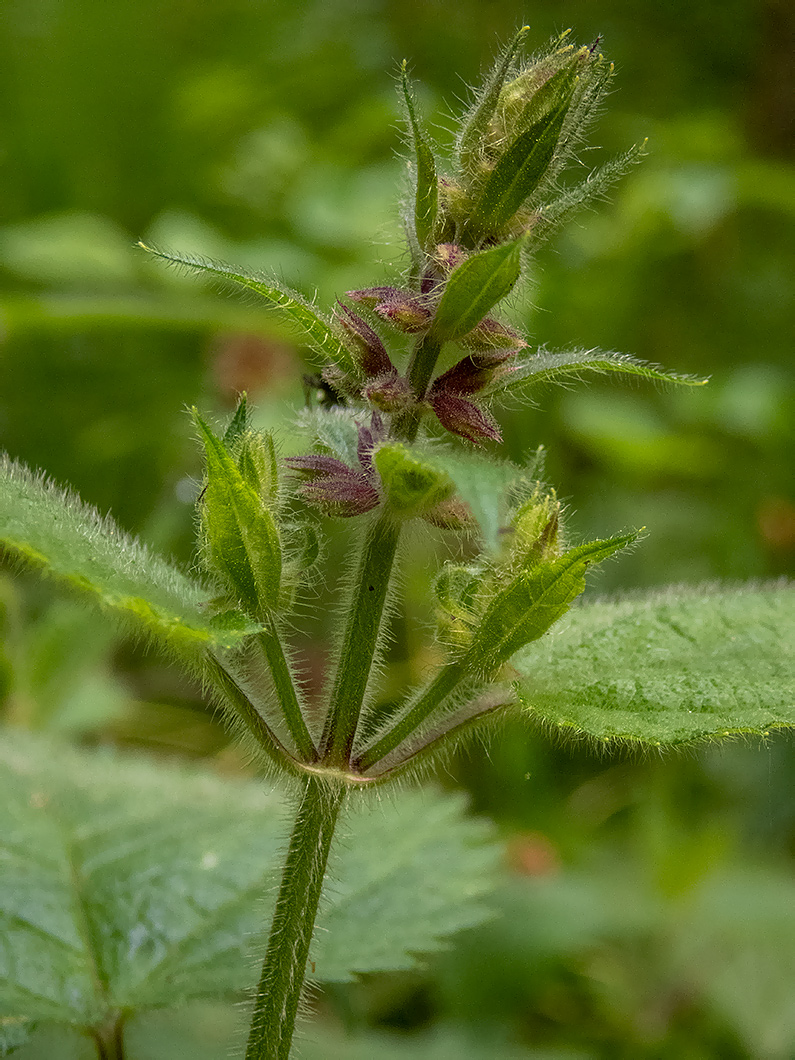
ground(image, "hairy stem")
xmin=245 ymin=775 xmax=345 ymax=1060
xmin=393 ymin=332 xmax=444 ymax=442
xmin=354 ymin=657 xmax=469 ymax=772
xmin=258 ymin=615 xmax=318 ymax=762
xmin=319 ymin=511 xmax=401 ymax=766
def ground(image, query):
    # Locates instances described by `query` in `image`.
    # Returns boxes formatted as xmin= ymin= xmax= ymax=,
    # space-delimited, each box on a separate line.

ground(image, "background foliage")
xmin=1 ymin=0 xmax=793 ymax=1056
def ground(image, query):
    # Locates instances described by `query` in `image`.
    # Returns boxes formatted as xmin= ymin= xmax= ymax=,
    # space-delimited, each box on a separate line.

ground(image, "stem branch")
xmin=258 ymin=614 xmax=318 ymax=762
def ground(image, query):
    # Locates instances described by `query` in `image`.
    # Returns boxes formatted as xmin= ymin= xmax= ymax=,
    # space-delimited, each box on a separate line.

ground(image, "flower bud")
xmin=431 ymin=350 xmax=516 ymax=398
xmin=429 ymin=392 xmax=502 ymax=444
xmin=462 ymin=317 xmax=527 ymax=351
xmin=335 ymin=302 xmax=394 ymax=378
xmin=364 ymin=373 xmax=414 ymax=415
xmin=286 ymin=454 xmax=380 ymax=518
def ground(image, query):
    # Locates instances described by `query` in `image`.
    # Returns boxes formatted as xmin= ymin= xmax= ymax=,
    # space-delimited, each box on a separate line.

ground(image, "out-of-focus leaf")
xmin=0 ymin=456 xmax=257 ymax=653
xmin=0 ymin=731 xmax=499 ymax=1032
xmin=0 ymin=1017 xmax=33 ymax=1057
xmin=515 ymin=582 xmax=795 ymax=744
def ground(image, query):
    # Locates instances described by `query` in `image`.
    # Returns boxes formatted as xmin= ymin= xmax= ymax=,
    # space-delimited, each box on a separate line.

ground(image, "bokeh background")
xmin=1 ymin=0 xmax=793 ymax=1057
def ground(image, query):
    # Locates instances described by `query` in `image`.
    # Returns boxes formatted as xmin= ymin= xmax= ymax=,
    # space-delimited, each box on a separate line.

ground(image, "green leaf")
xmin=0 ymin=730 xmax=499 ymax=1030
xmin=221 ymin=393 xmax=250 ymax=448
xmin=432 ymin=238 xmax=524 ymax=343
xmin=422 ymin=447 xmax=528 ymax=551
xmin=374 ymin=444 xmax=453 ymax=519
xmin=514 ymin=582 xmax=795 ymax=744
xmin=0 ymin=455 xmax=256 ymax=653
xmin=137 ymin=244 xmax=360 ymax=378
xmin=456 ymin=26 xmax=530 ymax=179
xmin=471 ymin=533 xmax=639 ymax=669
xmin=194 ymin=412 xmax=282 ymax=616
xmin=400 ymin=63 xmax=438 ymax=253
xmin=469 ymin=97 xmax=572 ymax=237
xmin=0 ymin=1017 xmax=32 ymax=1056
xmin=486 ymin=348 xmax=708 ymax=397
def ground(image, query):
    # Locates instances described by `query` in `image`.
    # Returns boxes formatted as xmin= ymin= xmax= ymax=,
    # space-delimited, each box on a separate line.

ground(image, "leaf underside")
xmin=0 ymin=455 xmax=254 ymax=652
xmin=0 ymin=731 xmax=499 ymax=1031
xmin=514 ymin=581 xmax=795 ymax=745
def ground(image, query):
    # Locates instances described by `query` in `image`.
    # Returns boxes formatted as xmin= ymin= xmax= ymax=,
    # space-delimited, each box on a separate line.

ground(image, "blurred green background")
xmin=1 ymin=0 xmax=793 ymax=1057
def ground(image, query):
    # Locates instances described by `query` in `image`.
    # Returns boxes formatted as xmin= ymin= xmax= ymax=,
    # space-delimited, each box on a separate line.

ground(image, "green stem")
xmin=354 ymin=657 xmax=469 ymax=772
xmin=258 ymin=614 xmax=318 ymax=762
xmin=203 ymin=655 xmax=305 ymax=779
xmin=319 ymin=511 xmax=401 ymax=766
xmin=245 ymin=775 xmax=345 ymax=1060
xmin=393 ymin=332 xmax=444 ymax=443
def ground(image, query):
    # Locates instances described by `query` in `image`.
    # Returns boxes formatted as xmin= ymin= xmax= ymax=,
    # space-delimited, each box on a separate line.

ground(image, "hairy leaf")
xmin=0 ymin=732 xmax=499 ymax=1030
xmin=456 ymin=26 xmax=530 ymax=179
xmin=422 ymin=448 xmax=526 ymax=551
xmin=486 ymin=349 xmax=707 ymax=397
xmin=471 ymin=534 xmax=638 ymax=669
xmin=138 ymin=245 xmax=360 ymax=378
xmin=514 ymin=582 xmax=795 ymax=744
xmin=400 ymin=64 xmax=438 ymax=253
xmin=0 ymin=456 xmax=256 ymax=653
xmin=432 ymin=239 xmax=524 ymax=343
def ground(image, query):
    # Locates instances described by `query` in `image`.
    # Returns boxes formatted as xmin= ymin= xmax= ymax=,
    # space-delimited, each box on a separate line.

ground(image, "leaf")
xmin=0 ymin=731 xmax=500 ymax=1032
xmin=374 ymin=444 xmax=453 ymax=519
xmin=422 ymin=447 xmax=526 ymax=551
xmin=0 ymin=455 xmax=257 ymax=653
xmin=485 ymin=348 xmax=708 ymax=397
xmin=456 ymin=26 xmax=530 ymax=179
xmin=0 ymin=1017 xmax=32 ymax=1056
xmin=471 ymin=533 xmax=638 ymax=669
xmin=432 ymin=238 xmax=524 ymax=343
xmin=514 ymin=581 xmax=795 ymax=744
xmin=193 ymin=412 xmax=282 ymax=616
xmin=137 ymin=245 xmax=360 ymax=378
xmin=400 ymin=64 xmax=438 ymax=252
xmin=469 ymin=97 xmax=572 ymax=237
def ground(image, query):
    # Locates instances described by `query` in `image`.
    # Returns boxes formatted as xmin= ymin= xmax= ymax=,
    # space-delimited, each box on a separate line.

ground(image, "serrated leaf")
xmin=486 ymin=348 xmax=708 ymax=397
xmin=400 ymin=64 xmax=438 ymax=253
xmin=514 ymin=582 xmax=795 ymax=744
xmin=432 ymin=239 xmax=524 ymax=343
xmin=471 ymin=533 xmax=638 ymax=669
xmin=0 ymin=731 xmax=499 ymax=1031
xmin=137 ymin=245 xmax=359 ymax=378
xmin=0 ymin=455 xmax=257 ymax=653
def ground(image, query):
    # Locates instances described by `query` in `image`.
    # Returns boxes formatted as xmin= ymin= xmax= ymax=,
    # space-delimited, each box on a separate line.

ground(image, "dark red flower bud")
xmin=431 ymin=349 xmax=516 ymax=397
xmin=430 ymin=392 xmax=503 ymax=444
xmin=364 ymin=373 xmax=414 ymax=414
xmin=335 ymin=302 xmax=394 ymax=378
xmin=285 ymin=453 xmax=380 ymax=518
xmin=462 ymin=317 xmax=527 ymax=350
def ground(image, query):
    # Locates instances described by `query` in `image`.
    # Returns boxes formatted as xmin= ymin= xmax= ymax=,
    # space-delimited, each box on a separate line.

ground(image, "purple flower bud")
xmin=346 ymin=286 xmax=402 ymax=307
xmin=462 ymin=317 xmax=527 ymax=350
xmin=285 ymin=453 xmax=380 ymax=518
xmin=431 ymin=349 xmax=516 ymax=397
xmin=364 ymin=373 xmax=414 ymax=414
xmin=422 ymin=496 xmax=476 ymax=531
xmin=434 ymin=243 xmax=468 ymax=273
xmin=335 ymin=302 xmax=394 ymax=378
xmin=430 ymin=392 xmax=503 ymax=444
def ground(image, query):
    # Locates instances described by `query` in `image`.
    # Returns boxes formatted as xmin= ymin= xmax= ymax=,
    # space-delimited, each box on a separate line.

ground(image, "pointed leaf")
xmin=514 ymin=581 xmax=795 ymax=745
xmin=469 ymin=97 xmax=572 ymax=237
xmin=471 ymin=533 xmax=639 ymax=669
xmin=137 ymin=245 xmax=360 ymax=378
xmin=486 ymin=348 xmax=708 ymax=397
xmin=0 ymin=456 xmax=257 ymax=653
xmin=222 ymin=392 xmax=250 ymax=449
xmin=457 ymin=26 xmax=530 ymax=178
xmin=0 ymin=731 xmax=500 ymax=1028
xmin=400 ymin=63 xmax=438 ymax=252
xmin=194 ymin=413 xmax=281 ymax=616
xmin=432 ymin=238 xmax=524 ymax=342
